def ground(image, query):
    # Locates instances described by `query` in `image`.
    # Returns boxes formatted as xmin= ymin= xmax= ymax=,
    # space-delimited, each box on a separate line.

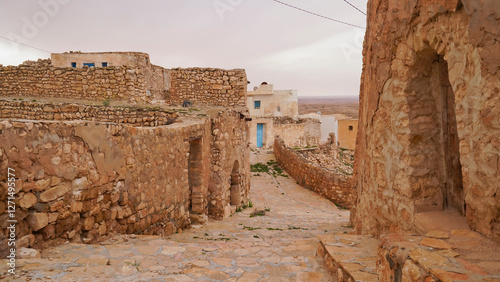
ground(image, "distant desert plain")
xmin=298 ymin=96 xmax=359 ymax=118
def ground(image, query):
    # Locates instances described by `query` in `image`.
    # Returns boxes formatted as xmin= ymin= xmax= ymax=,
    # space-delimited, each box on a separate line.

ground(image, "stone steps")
xmin=316 ymin=234 xmax=379 ymax=281
xmin=317 ymin=229 xmax=500 ymax=281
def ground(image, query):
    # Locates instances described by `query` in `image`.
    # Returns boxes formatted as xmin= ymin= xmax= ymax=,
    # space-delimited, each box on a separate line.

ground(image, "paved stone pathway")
xmin=3 ymin=152 xmax=350 ymax=281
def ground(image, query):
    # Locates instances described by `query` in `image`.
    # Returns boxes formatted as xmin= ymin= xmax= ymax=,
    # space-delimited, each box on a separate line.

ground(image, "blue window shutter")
xmin=254 ymin=101 xmax=261 ymax=109
xmin=71 ymin=62 xmax=77 ymax=68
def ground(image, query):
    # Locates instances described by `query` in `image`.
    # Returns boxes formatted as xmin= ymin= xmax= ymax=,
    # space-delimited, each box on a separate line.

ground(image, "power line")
xmin=271 ymin=0 xmax=365 ymax=29
xmin=0 ymin=35 xmax=52 ymax=54
xmin=343 ymin=0 xmax=366 ymax=16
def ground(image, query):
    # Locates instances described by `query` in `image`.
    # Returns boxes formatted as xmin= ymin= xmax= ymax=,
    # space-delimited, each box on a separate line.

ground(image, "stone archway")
xmin=352 ymin=2 xmax=500 ymax=242
xmin=406 ymin=49 xmax=464 ymax=214
xmin=229 ymin=160 xmax=241 ymax=206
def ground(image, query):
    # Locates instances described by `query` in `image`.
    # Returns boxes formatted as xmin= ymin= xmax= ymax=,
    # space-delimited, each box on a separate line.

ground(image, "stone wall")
xmin=0 ymin=100 xmax=177 ymax=126
xmin=274 ymin=117 xmax=321 ymax=147
xmin=352 ymin=0 xmax=500 ymax=242
xmin=170 ymin=68 xmax=247 ymax=107
xmin=0 ymin=61 xmax=150 ymax=104
xmin=274 ymin=138 xmax=355 ymax=208
xmin=0 ymin=56 xmax=248 ymax=107
xmin=208 ymin=110 xmax=251 ymax=218
xmin=0 ymin=107 xmax=250 ymax=255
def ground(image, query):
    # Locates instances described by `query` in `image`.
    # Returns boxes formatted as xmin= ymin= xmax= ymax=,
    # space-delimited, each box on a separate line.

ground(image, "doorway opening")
xmin=188 ymin=138 xmax=203 ymax=217
xmin=257 ymin=123 xmax=265 ymax=148
xmin=408 ymin=51 xmax=464 ymax=215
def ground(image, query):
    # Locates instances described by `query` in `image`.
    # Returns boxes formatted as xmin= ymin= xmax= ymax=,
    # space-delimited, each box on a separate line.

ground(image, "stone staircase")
xmin=316 ymin=211 xmax=500 ymax=281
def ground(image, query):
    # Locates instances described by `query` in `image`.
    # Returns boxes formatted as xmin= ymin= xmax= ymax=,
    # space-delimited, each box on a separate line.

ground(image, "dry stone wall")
xmin=0 ymin=119 xmax=209 ymax=255
xmin=209 ymin=110 xmax=251 ymax=218
xmin=0 ymin=61 xmax=149 ymax=104
xmin=0 ymin=58 xmax=248 ymax=107
xmin=274 ymin=138 xmax=355 ymax=208
xmin=0 ymin=106 xmax=250 ymax=255
xmin=0 ymin=100 xmax=177 ymax=126
xmin=170 ymin=68 xmax=247 ymax=107
xmin=352 ymin=0 xmax=500 ymax=242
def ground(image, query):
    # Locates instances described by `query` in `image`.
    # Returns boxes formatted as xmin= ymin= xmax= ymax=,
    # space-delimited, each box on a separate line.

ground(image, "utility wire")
xmin=0 ymin=35 xmax=52 ymax=54
xmin=344 ymin=0 xmax=366 ymax=16
xmin=343 ymin=0 xmax=366 ymax=16
xmin=271 ymin=0 xmax=365 ymax=29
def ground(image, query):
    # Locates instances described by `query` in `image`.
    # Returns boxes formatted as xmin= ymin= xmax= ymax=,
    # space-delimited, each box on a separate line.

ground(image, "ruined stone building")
xmin=0 ymin=52 xmax=251 ymax=254
xmin=351 ymin=0 xmax=500 ymax=243
xmin=247 ymin=83 xmax=320 ymax=148
xmin=302 ymin=113 xmax=359 ymax=150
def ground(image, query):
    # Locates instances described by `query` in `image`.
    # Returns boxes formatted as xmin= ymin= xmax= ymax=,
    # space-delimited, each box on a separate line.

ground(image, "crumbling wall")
xmin=143 ymin=65 xmax=170 ymax=101
xmin=274 ymin=117 xmax=321 ymax=147
xmin=0 ymin=100 xmax=177 ymax=126
xmin=208 ymin=110 xmax=250 ymax=218
xmin=0 ymin=61 xmax=149 ymax=104
xmin=170 ymin=68 xmax=247 ymax=107
xmin=352 ymin=0 xmax=500 ymax=242
xmin=0 ymin=118 xmax=210 ymax=255
xmin=274 ymin=138 xmax=355 ymax=208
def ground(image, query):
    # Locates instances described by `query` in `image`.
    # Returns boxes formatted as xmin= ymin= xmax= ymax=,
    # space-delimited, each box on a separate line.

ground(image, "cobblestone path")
xmin=5 ymin=153 xmax=350 ymax=281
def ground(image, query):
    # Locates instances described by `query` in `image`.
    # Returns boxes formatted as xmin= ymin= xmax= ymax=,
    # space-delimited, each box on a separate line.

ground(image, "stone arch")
xmin=229 ymin=160 xmax=241 ymax=206
xmin=405 ymin=47 xmax=464 ymax=214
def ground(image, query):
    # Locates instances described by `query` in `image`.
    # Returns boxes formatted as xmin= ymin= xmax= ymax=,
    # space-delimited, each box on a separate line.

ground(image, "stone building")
xmin=0 ymin=52 xmax=251 ymax=254
xmin=351 ymin=0 xmax=500 ymax=243
xmin=336 ymin=118 xmax=358 ymax=150
xmin=51 ymin=51 xmax=151 ymax=68
xmin=247 ymin=83 xmax=320 ymax=148
xmin=302 ymin=113 xmax=358 ymax=150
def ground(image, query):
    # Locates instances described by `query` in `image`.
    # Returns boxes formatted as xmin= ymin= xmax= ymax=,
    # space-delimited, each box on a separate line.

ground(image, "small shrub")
xmin=250 ymin=163 xmax=269 ymax=173
xmin=102 ymin=99 xmax=110 ymax=106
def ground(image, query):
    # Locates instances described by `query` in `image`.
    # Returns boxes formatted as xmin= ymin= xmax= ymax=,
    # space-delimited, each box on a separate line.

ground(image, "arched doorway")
xmin=407 ymin=49 xmax=464 ymax=214
xmin=229 ymin=160 xmax=240 ymax=206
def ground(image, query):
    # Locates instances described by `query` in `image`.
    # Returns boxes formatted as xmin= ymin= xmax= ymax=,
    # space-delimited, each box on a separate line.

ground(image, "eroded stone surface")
xmin=352 ymin=0 xmax=500 ymax=243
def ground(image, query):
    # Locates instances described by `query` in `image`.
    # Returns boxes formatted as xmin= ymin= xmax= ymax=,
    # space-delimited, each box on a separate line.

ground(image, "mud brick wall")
xmin=0 ymin=100 xmax=177 ymax=126
xmin=0 ymin=119 xmax=210 ymax=255
xmin=0 ymin=62 xmax=151 ymax=104
xmin=170 ymin=68 xmax=247 ymax=107
xmin=273 ymin=137 xmax=355 ymax=208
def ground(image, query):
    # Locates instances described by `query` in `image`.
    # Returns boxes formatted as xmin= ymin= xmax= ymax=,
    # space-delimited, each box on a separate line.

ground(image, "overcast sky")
xmin=0 ymin=0 xmax=367 ymax=97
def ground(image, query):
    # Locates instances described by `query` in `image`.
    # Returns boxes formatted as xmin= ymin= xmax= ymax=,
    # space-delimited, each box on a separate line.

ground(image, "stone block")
xmin=26 ymin=213 xmax=49 ymax=231
xmin=39 ymin=183 xmax=70 ymax=202
xmin=19 ymin=193 xmax=37 ymax=209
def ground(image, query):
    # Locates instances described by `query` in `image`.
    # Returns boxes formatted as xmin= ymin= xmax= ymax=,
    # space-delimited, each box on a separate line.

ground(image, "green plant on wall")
xmin=102 ymin=99 xmax=111 ymax=106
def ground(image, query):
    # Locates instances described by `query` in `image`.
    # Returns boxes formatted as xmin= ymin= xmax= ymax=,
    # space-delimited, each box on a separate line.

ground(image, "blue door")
xmin=257 ymin=123 xmax=264 ymax=148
